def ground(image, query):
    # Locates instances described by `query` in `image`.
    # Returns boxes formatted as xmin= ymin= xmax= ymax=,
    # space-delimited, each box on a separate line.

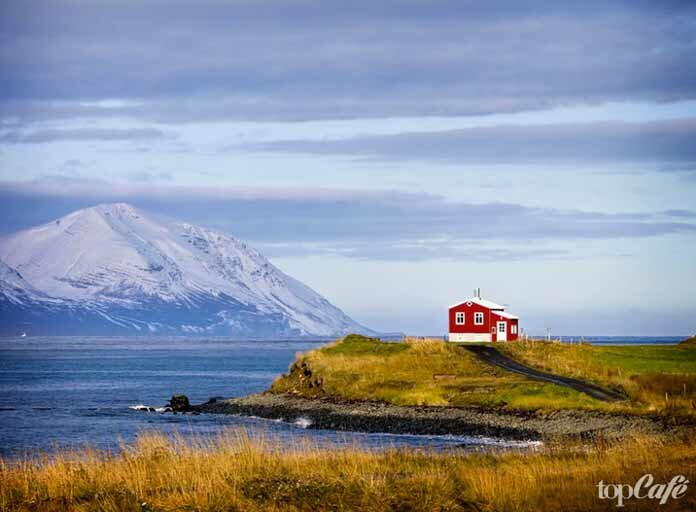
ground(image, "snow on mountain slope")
xmin=0 ymin=258 xmax=52 ymax=306
xmin=0 ymin=203 xmax=372 ymax=337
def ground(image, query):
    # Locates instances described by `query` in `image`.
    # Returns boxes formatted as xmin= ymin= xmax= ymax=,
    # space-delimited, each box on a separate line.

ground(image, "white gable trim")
xmin=449 ymin=297 xmax=505 ymax=310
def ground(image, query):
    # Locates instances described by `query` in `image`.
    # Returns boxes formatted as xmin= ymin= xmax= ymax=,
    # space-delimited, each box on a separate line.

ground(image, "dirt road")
xmin=462 ymin=344 xmax=626 ymax=402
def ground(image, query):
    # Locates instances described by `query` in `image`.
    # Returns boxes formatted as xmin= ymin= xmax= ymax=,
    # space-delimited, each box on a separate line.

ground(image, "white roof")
xmin=492 ymin=310 xmax=519 ymax=320
xmin=449 ymin=297 xmax=505 ymax=310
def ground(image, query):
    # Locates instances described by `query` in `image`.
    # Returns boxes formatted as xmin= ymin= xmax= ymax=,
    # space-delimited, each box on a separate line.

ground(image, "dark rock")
xmin=194 ymin=392 xmax=682 ymax=441
xmin=169 ymin=394 xmax=191 ymax=412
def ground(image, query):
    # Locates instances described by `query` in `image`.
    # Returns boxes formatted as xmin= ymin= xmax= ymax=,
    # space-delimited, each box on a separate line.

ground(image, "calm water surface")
xmin=0 ymin=336 xmax=683 ymax=457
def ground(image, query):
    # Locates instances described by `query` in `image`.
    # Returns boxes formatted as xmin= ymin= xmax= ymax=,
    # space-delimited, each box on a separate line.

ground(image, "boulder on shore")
xmin=169 ymin=395 xmax=191 ymax=412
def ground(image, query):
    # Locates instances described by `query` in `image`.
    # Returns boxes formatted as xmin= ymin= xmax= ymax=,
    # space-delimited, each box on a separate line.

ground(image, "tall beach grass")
xmin=1 ymin=429 xmax=694 ymax=511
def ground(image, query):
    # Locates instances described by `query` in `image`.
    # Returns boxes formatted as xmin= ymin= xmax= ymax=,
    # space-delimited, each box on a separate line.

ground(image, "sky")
xmin=1 ymin=0 xmax=695 ymax=336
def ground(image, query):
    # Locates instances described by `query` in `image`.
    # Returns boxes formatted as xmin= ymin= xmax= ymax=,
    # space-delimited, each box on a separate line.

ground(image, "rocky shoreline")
xmin=190 ymin=392 xmax=670 ymax=441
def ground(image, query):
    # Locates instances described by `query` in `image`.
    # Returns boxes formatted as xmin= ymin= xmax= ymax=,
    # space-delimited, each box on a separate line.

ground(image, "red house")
xmin=448 ymin=289 xmax=519 ymax=342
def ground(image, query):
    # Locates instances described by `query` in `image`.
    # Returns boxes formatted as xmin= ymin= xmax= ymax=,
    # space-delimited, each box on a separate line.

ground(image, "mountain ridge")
xmin=0 ymin=203 xmax=373 ymax=337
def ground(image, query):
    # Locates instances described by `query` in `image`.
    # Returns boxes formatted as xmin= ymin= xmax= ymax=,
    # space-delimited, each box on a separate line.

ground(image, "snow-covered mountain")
xmin=0 ymin=259 xmax=53 ymax=306
xmin=0 ymin=203 xmax=373 ymax=337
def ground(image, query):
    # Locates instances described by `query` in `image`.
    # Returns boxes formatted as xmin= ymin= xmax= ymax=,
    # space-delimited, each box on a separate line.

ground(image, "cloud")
xmin=239 ymin=118 xmax=696 ymax=167
xmin=63 ymin=158 xmax=87 ymax=169
xmin=128 ymin=169 xmax=174 ymax=183
xmin=0 ymin=127 xmax=169 ymax=144
xmin=664 ymin=209 xmax=696 ymax=219
xmin=0 ymin=180 xmax=694 ymax=261
xmin=1 ymin=1 xmax=695 ymax=123
xmin=257 ymin=240 xmax=571 ymax=262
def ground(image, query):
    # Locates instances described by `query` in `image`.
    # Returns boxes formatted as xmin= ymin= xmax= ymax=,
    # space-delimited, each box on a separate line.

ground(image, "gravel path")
xmin=462 ymin=345 xmax=626 ymax=402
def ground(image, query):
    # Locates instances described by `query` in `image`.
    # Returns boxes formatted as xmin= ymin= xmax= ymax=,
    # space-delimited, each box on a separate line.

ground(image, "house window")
xmin=511 ymin=324 xmax=517 ymax=334
xmin=498 ymin=322 xmax=506 ymax=333
xmin=455 ymin=312 xmax=465 ymax=325
xmin=474 ymin=312 xmax=484 ymax=325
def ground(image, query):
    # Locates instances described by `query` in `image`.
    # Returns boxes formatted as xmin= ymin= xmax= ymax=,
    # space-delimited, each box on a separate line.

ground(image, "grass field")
xmin=270 ymin=335 xmax=609 ymax=411
xmin=2 ymin=429 xmax=694 ymax=511
xmin=497 ymin=339 xmax=696 ymax=417
xmin=270 ymin=335 xmax=696 ymax=417
xmin=681 ymin=335 xmax=696 ymax=347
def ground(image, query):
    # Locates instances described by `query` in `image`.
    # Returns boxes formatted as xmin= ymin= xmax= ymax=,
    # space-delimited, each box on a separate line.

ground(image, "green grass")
xmin=497 ymin=340 xmax=696 ymax=417
xmin=271 ymin=335 xmax=609 ymax=411
xmin=589 ymin=345 xmax=696 ymax=373
xmin=321 ymin=334 xmax=409 ymax=356
xmin=681 ymin=335 xmax=696 ymax=347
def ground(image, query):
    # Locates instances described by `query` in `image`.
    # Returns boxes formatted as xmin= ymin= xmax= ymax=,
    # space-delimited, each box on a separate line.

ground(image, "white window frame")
xmin=474 ymin=312 xmax=484 ymax=325
xmin=455 ymin=312 xmax=465 ymax=325
xmin=511 ymin=324 xmax=517 ymax=334
xmin=498 ymin=322 xmax=506 ymax=333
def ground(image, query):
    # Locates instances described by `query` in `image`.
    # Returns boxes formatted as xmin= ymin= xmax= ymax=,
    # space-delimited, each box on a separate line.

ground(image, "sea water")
xmin=0 ymin=336 xmax=682 ymax=457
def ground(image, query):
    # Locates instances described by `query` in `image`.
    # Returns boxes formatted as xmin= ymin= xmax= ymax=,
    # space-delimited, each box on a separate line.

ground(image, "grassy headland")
xmin=270 ymin=335 xmax=608 ymax=411
xmin=270 ymin=335 xmax=696 ymax=418
xmin=2 ymin=430 xmax=694 ymax=512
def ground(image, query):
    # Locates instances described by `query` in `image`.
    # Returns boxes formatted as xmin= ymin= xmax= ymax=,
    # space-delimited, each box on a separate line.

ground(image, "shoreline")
xmin=193 ymin=392 xmax=674 ymax=441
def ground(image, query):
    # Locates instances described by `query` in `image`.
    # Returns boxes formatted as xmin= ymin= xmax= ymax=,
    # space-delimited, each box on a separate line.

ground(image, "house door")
xmin=497 ymin=321 xmax=507 ymax=342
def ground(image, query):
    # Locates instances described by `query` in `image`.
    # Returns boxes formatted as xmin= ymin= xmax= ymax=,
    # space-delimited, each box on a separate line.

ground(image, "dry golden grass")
xmin=1 ymin=429 xmax=694 ymax=511
xmin=498 ymin=340 xmax=696 ymax=418
xmin=271 ymin=335 xmax=614 ymax=411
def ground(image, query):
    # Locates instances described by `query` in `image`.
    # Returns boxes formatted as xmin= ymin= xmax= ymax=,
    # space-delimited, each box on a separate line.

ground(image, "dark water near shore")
xmin=0 ymin=336 xmax=683 ymax=457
